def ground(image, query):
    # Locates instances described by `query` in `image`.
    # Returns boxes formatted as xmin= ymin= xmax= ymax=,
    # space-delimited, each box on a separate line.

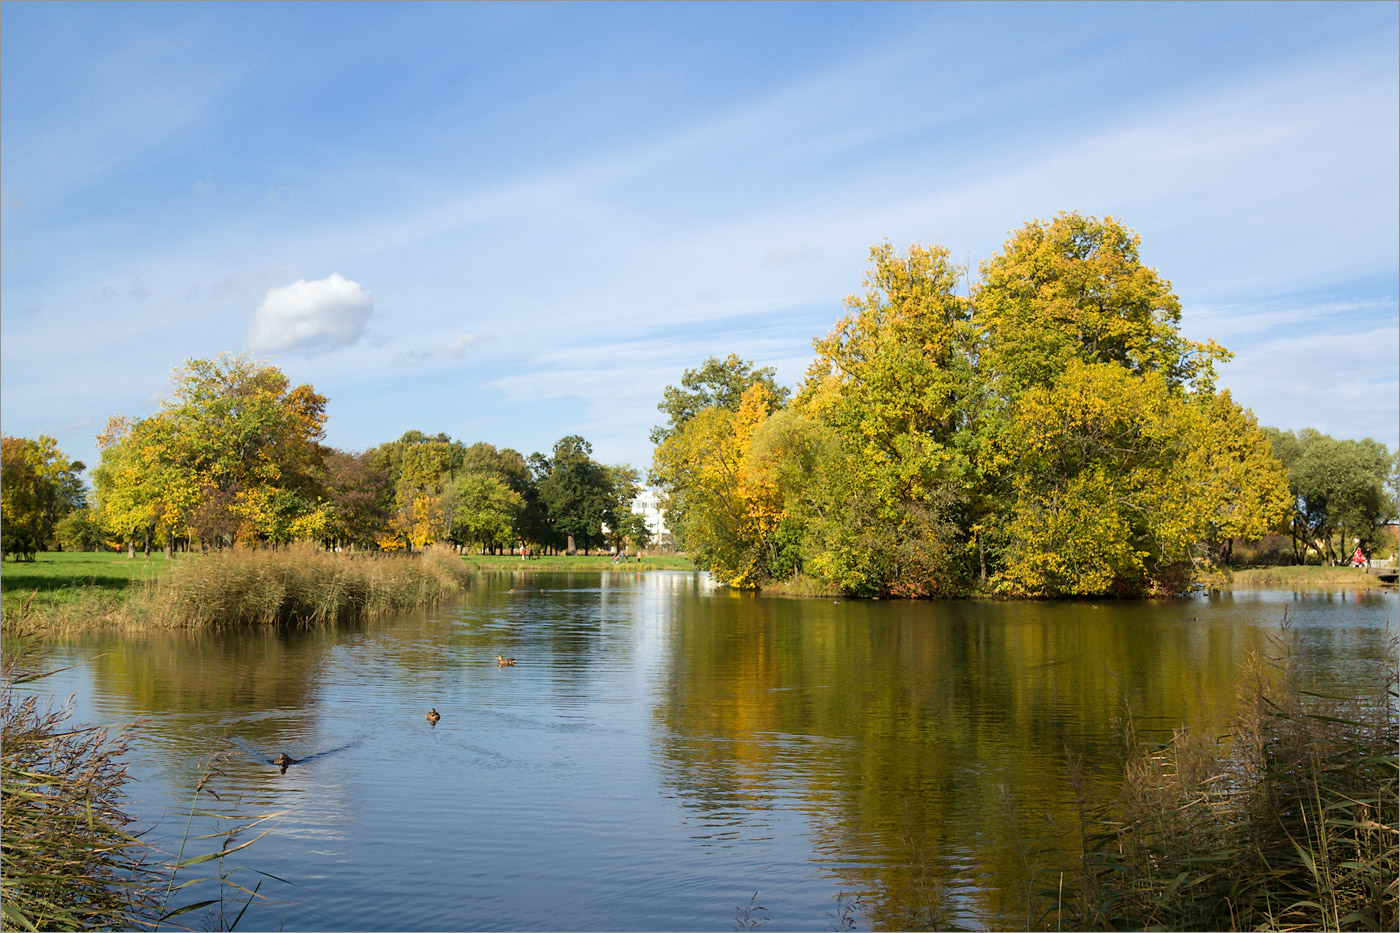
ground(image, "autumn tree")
xmin=793 ymin=242 xmax=975 ymax=596
xmin=649 ymin=354 xmax=789 ymax=448
xmin=652 ymin=384 xmax=788 ymax=586
xmin=315 ymin=449 xmax=393 ymax=550
xmin=93 ymin=354 xmax=328 ymax=553
xmin=973 ymin=212 xmax=1228 ymax=398
xmin=368 ymin=431 xmax=466 ymax=550
xmin=653 ymin=213 xmax=1294 ymax=598
xmin=1 ymin=435 xmax=87 ymax=560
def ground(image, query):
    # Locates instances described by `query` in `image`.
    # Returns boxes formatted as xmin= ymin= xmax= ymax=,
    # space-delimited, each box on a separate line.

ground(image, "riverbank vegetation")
xmin=1035 ymin=627 xmax=1397 ymax=932
xmin=460 ymin=552 xmax=694 ymax=573
xmin=650 ymin=213 xmax=1398 ymax=598
xmin=2 ymin=651 xmax=284 ymax=929
xmin=1225 ymin=564 xmax=1390 ymax=590
xmin=2 ymin=546 xmax=471 ymax=633
xmin=1 ymin=656 xmax=156 ymax=929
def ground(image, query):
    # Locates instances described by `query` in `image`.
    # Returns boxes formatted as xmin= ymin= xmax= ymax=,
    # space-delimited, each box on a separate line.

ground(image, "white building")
xmin=631 ymin=488 xmax=673 ymax=550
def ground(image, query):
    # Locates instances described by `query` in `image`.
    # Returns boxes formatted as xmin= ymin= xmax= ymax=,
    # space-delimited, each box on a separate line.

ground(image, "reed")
xmin=1 ymin=651 xmax=286 ymax=930
xmin=1051 ymin=621 xmax=1398 ymax=932
xmin=141 ymin=543 xmax=472 ymax=628
xmin=1 ymin=655 xmax=158 ymax=930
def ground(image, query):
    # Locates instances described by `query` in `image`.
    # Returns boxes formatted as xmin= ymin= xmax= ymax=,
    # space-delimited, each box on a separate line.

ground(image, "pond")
xmin=11 ymin=572 xmax=1396 ymax=931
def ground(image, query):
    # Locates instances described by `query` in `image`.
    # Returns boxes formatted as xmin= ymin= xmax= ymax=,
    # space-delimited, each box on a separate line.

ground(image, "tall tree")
xmin=94 ymin=354 xmax=328 ymax=552
xmin=369 ymin=431 xmax=466 ymax=550
xmin=1 ymin=435 xmax=86 ymax=560
xmin=649 ymin=354 xmax=789 ymax=448
xmin=447 ymin=472 xmax=524 ymax=553
xmin=316 ymin=449 xmax=393 ymax=550
xmin=652 ymin=385 xmax=787 ymax=586
xmin=535 ymin=436 xmax=612 ymax=555
xmin=1265 ymin=428 xmax=1396 ymax=562
xmin=973 ymin=212 xmax=1228 ymax=399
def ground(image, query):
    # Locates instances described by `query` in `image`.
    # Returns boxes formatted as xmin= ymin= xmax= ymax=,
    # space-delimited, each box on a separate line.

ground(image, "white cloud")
xmin=245 ymin=273 xmax=372 ymax=355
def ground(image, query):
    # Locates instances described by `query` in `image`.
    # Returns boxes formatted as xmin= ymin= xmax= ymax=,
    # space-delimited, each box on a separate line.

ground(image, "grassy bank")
xmin=1224 ymin=564 xmax=1390 ymax=590
xmin=459 ymin=552 xmax=696 ymax=573
xmin=2 ymin=545 xmax=472 ymax=633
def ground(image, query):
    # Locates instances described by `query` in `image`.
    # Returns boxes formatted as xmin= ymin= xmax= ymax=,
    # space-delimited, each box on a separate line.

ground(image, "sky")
xmin=3 ymin=1 xmax=1397 ymax=480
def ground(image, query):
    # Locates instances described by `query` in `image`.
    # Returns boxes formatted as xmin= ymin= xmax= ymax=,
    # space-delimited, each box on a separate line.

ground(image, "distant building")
xmin=631 ymin=489 xmax=673 ymax=550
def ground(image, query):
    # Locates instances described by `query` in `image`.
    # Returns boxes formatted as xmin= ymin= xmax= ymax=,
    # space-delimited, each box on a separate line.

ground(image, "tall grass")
xmin=1043 ymin=621 xmax=1398 ymax=932
xmin=1 ymin=656 xmax=157 ymax=930
xmin=1 ymin=650 xmax=285 ymax=930
xmin=140 ymin=543 xmax=471 ymax=628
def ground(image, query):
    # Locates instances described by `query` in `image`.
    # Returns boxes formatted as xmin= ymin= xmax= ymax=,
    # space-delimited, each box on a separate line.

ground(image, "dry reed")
xmin=141 ymin=544 xmax=471 ymax=628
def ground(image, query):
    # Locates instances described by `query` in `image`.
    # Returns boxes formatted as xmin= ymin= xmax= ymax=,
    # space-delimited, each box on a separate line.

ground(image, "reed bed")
xmin=1 ymin=657 xmax=157 ymax=930
xmin=141 ymin=544 xmax=472 ymax=628
xmin=1 ymin=650 xmax=286 ymax=931
xmin=1037 ymin=622 xmax=1399 ymax=932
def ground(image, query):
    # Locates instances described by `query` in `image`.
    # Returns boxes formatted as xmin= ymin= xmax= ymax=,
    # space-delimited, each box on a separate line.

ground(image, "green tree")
xmin=792 ymin=241 xmax=974 ymax=596
xmin=447 ymin=472 xmax=524 ymax=553
xmin=55 ymin=508 xmax=106 ymax=552
xmin=649 ymin=353 xmax=789 ymax=448
xmin=369 ymin=431 xmax=466 ymax=550
xmin=650 ymin=355 xmax=789 ymax=556
xmin=1 ymin=435 xmax=86 ymax=561
xmin=1265 ymin=428 xmax=1396 ymax=562
xmin=652 ymin=385 xmax=787 ymax=586
xmin=535 ymin=436 xmax=615 ymax=555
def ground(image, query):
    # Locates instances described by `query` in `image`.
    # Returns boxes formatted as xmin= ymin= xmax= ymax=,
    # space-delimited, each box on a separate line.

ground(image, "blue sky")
xmin=3 ymin=1 xmax=1397 ymax=478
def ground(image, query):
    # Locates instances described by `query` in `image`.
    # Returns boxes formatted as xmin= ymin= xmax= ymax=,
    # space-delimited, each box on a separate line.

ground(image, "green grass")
xmin=1 ymin=549 xmax=169 ymax=592
xmin=2 ymin=551 xmax=172 ymax=632
xmin=459 ymin=552 xmax=696 ymax=573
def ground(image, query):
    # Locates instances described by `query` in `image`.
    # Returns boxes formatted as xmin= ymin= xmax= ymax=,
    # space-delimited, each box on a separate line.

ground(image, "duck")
xmin=426 ymin=708 xmax=441 ymax=724
xmin=497 ymin=655 xmax=517 ymax=666
xmin=273 ymin=752 xmax=296 ymax=773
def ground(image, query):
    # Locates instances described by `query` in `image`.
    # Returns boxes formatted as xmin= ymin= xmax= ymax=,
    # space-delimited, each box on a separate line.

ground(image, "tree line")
xmin=648 ymin=212 xmax=1398 ymax=597
xmin=1 ymin=354 xmax=647 ymax=560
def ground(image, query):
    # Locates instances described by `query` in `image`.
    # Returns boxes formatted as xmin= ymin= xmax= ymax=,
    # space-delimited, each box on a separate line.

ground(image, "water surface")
xmin=13 ymin=573 xmax=1395 ymax=930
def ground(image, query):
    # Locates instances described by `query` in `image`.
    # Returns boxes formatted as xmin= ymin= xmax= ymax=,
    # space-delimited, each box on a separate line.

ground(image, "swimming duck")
xmin=273 ymin=752 xmax=296 ymax=773
xmin=426 ymin=708 xmax=441 ymax=724
xmin=497 ymin=655 xmax=517 ymax=666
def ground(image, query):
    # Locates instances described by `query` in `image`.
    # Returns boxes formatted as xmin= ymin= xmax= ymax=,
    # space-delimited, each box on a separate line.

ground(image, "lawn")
xmin=1224 ymin=564 xmax=1389 ymax=589
xmin=1 ymin=550 xmax=173 ymax=631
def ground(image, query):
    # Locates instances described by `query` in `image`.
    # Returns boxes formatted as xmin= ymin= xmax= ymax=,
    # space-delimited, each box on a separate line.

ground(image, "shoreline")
xmin=2 ymin=554 xmax=1392 ymax=635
